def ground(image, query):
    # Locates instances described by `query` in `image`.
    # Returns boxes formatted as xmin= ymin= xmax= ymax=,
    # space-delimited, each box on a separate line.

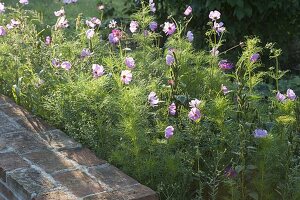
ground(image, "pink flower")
xmin=218 ymin=60 xmax=234 ymax=70
xmin=56 ymin=16 xmax=69 ymax=29
xmin=253 ymin=129 xmax=268 ymax=138
xmin=45 ymin=36 xmax=51 ymax=45
xmin=129 ymin=21 xmax=139 ymax=33
xmin=125 ymin=57 xmax=135 ymax=69
xmin=121 ymin=70 xmax=132 ymax=84
xmin=149 ymin=21 xmax=158 ymax=31
xmin=163 ymin=22 xmax=176 ymax=36
xmin=286 ymin=89 xmax=296 ymax=100
xmin=186 ymin=31 xmax=194 ymax=42
xmin=149 ymin=0 xmax=156 ymax=12
xmin=80 ymin=48 xmax=91 ymax=58
xmin=250 ymin=53 xmax=260 ymax=62
xmin=0 ymin=26 xmax=6 ymax=36
xmin=213 ymin=22 xmax=225 ymax=34
xmin=92 ymin=64 xmax=105 ymax=78
xmin=148 ymin=92 xmax=159 ymax=107
xmin=19 ymin=0 xmax=29 ymax=5
xmin=210 ymin=47 xmax=219 ymax=56
xmin=189 ymin=99 xmax=201 ymax=108
xmin=108 ymin=29 xmax=122 ymax=44
xmin=184 ymin=6 xmax=192 ymax=16
xmin=188 ymin=107 xmax=201 ymax=121
xmin=86 ymin=29 xmax=95 ymax=39
xmin=276 ymin=91 xmax=286 ymax=102
xmin=169 ymin=103 xmax=176 ymax=115
xmin=166 ymin=54 xmax=175 ymax=66
xmin=51 ymin=59 xmax=60 ymax=68
xmin=0 ymin=3 xmax=5 ymax=13
xmin=165 ymin=126 xmax=174 ymax=139
xmin=221 ymin=84 xmax=229 ymax=95
xmin=61 ymin=61 xmax=72 ymax=70
xmin=86 ymin=17 xmax=101 ymax=28
xmin=54 ymin=8 xmax=65 ymax=17
xmin=209 ymin=10 xmax=221 ymax=21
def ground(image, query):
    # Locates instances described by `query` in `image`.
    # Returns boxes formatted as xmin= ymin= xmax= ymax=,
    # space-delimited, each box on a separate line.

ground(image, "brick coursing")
xmin=0 ymin=95 xmax=158 ymax=200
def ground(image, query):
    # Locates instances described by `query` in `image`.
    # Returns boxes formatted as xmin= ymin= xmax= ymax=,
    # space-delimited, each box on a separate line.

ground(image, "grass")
xmin=1 ymin=0 xmax=127 ymax=28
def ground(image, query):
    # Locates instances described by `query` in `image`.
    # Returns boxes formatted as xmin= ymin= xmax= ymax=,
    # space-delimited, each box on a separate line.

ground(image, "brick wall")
xmin=0 ymin=95 xmax=158 ymax=200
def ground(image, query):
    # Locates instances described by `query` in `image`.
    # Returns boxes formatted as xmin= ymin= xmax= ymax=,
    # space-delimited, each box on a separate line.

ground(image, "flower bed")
xmin=0 ymin=1 xmax=299 ymax=199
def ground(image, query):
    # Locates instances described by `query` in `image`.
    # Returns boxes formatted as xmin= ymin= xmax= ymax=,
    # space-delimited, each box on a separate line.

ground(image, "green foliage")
xmin=0 ymin=2 xmax=299 ymax=200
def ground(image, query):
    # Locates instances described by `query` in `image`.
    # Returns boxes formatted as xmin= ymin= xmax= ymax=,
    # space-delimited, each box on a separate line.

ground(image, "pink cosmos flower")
xmin=218 ymin=60 xmax=234 ymax=70
xmin=86 ymin=17 xmax=101 ymax=28
xmin=166 ymin=54 xmax=175 ymax=66
xmin=210 ymin=47 xmax=219 ymax=56
xmin=19 ymin=0 xmax=29 ymax=5
xmin=184 ymin=6 xmax=192 ymax=16
xmin=108 ymin=29 xmax=122 ymax=44
xmin=163 ymin=22 xmax=176 ymax=36
xmin=188 ymin=107 xmax=201 ymax=121
xmin=0 ymin=26 xmax=6 ymax=36
xmin=125 ymin=57 xmax=135 ymax=69
xmin=61 ymin=61 xmax=72 ymax=70
xmin=86 ymin=29 xmax=95 ymax=39
xmin=250 ymin=53 xmax=260 ymax=62
xmin=80 ymin=48 xmax=92 ymax=58
xmin=11 ymin=19 xmax=20 ymax=26
xmin=209 ymin=10 xmax=221 ymax=21
xmin=253 ymin=129 xmax=268 ymax=138
xmin=276 ymin=91 xmax=286 ymax=102
xmin=165 ymin=126 xmax=174 ymax=139
xmin=224 ymin=166 xmax=238 ymax=178
xmin=92 ymin=64 xmax=105 ymax=78
xmin=54 ymin=8 xmax=65 ymax=17
xmin=121 ymin=70 xmax=132 ymax=84
xmin=6 ymin=24 xmax=13 ymax=30
xmin=287 ymin=89 xmax=296 ymax=100
xmin=51 ymin=59 xmax=60 ymax=67
xmin=149 ymin=0 xmax=156 ymax=12
xmin=129 ymin=21 xmax=139 ymax=33
xmin=86 ymin=20 xmax=95 ymax=28
xmin=45 ymin=36 xmax=51 ymax=45
xmin=0 ymin=3 xmax=5 ymax=13
xmin=221 ymin=84 xmax=229 ymax=95
xmin=187 ymin=31 xmax=194 ymax=42
xmin=56 ymin=16 xmax=69 ymax=29
xmin=148 ymin=92 xmax=159 ymax=107
xmin=214 ymin=22 xmax=225 ymax=34
xmin=149 ymin=21 xmax=158 ymax=31
xmin=169 ymin=103 xmax=176 ymax=115
xmin=189 ymin=99 xmax=201 ymax=108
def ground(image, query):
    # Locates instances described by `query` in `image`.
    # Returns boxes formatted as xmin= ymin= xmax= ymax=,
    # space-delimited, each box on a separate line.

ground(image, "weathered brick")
xmin=115 ymin=184 xmax=158 ymax=200
xmin=53 ymin=170 xmax=104 ymax=198
xmin=0 ymin=95 xmax=14 ymax=107
xmin=0 ymin=131 xmax=47 ymax=154
xmin=83 ymin=191 xmax=123 ymax=200
xmin=0 ymin=180 xmax=18 ymax=200
xmin=0 ymin=105 xmax=32 ymax=119
xmin=39 ymin=129 xmax=81 ymax=151
xmin=83 ymin=184 xmax=158 ymax=200
xmin=16 ymin=116 xmax=55 ymax=133
xmin=88 ymin=164 xmax=138 ymax=190
xmin=0 ymin=151 xmax=29 ymax=181
xmin=24 ymin=150 xmax=75 ymax=174
xmin=0 ymin=113 xmax=24 ymax=134
xmin=7 ymin=168 xmax=56 ymax=199
xmin=62 ymin=148 xmax=106 ymax=167
xmin=33 ymin=190 xmax=77 ymax=200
